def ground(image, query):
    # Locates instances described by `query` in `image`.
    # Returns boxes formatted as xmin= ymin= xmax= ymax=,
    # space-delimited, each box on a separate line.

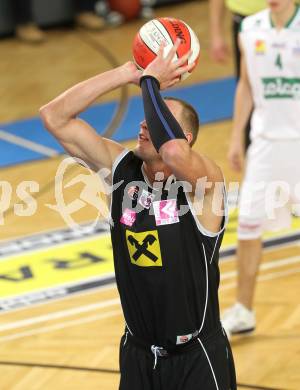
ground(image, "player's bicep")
xmin=179 ymin=151 xmax=225 ymax=233
xmin=163 ymin=142 xmax=222 ymax=190
xmin=58 ymin=118 xmax=125 ymax=172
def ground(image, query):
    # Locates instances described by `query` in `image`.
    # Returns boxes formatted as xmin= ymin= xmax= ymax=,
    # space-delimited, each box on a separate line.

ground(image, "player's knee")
xmin=237 ymin=218 xmax=263 ymax=240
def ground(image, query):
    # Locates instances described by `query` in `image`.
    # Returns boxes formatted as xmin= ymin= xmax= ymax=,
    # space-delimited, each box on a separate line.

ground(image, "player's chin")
xmin=134 ymin=144 xmax=157 ymax=161
xmin=268 ymin=1 xmax=279 ymax=11
xmin=134 ymin=144 xmax=145 ymax=159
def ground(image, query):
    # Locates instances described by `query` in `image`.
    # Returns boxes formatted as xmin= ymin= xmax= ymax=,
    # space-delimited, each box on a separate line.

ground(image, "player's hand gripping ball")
xmin=133 ymin=17 xmax=200 ymax=80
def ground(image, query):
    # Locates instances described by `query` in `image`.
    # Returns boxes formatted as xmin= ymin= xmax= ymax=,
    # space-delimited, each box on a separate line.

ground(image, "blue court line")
xmin=0 ymin=77 xmax=236 ymax=167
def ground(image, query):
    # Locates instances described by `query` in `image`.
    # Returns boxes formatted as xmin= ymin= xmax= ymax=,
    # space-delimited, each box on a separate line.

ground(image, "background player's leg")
xmin=74 ymin=0 xmax=105 ymax=30
xmin=222 ymin=137 xmax=271 ymax=338
xmin=237 ymin=238 xmax=262 ymax=309
xmin=222 ymin=238 xmax=259 ymax=337
xmin=13 ymin=0 xmax=45 ymax=43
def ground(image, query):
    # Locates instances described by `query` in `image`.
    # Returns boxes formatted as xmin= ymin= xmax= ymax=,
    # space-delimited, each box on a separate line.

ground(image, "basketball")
xmin=133 ymin=17 xmax=200 ymax=80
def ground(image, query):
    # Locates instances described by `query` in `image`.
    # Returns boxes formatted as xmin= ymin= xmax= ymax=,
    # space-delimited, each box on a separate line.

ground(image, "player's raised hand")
xmin=142 ymin=39 xmax=195 ymax=90
xmin=120 ymin=61 xmax=142 ymax=86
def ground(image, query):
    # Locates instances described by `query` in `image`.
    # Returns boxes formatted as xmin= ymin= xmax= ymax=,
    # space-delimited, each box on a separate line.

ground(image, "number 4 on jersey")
xmin=275 ymin=53 xmax=283 ymax=70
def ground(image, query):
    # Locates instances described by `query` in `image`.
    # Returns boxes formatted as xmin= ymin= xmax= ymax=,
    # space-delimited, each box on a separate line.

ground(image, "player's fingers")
xmin=187 ymin=61 xmax=196 ymax=72
xmin=166 ymin=78 xmax=180 ymax=88
xmin=174 ymin=64 xmax=190 ymax=77
xmin=166 ymin=38 xmax=181 ymax=62
xmin=157 ymin=41 xmax=166 ymax=58
xmin=173 ymin=50 xmax=193 ymax=68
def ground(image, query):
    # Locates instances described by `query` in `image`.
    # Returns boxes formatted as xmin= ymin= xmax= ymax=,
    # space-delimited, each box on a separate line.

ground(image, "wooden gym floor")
xmin=0 ymin=1 xmax=299 ymax=389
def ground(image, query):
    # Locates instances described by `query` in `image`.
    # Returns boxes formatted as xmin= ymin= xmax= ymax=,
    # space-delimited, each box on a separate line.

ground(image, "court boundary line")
xmin=1 ymin=255 xmax=299 ymax=333
xmin=0 ymin=272 xmax=116 ymax=302
xmin=220 ymin=266 xmax=300 ymax=291
xmin=0 ymin=225 xmax=111 ymax=261
xmin=221 ymin=230 xmax=300 ymax=260
xmin=0 ymin=298 xmax=120 ymax=332
xmin=0 ymin=360 xmax=119 ymax=374
xmin=0 ymin=309 xmax=122 ymax=342
xmin=0 ymin=281 xmax=117 ymax=317
xmin=0 ymin=278 xmax=117 ymax=316
xmin=221 ymin=255 xmax=300 ymax=280
xmin=0 ymin=220 xmax=110 ymax=248
xmin=0 ymin=129 xmax=58 ymax=157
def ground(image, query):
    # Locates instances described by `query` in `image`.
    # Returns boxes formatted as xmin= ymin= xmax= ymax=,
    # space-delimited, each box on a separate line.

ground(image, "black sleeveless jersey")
xmin=110 ymin=150 xmax=226 ymax=348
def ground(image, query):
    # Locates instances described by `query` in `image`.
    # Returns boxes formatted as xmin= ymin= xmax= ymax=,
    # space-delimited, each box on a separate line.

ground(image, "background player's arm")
xmin=228 ymin=37 xmax=253 ymax=171
xmin=209 ymin=0 xmax=230 ymax=62
xmin=40 ymin=62 xmax=141 ymax=172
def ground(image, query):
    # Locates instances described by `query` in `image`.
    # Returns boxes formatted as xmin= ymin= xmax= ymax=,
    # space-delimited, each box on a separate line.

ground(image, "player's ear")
xmin=185 ymin=132 xmax=193 ymax=145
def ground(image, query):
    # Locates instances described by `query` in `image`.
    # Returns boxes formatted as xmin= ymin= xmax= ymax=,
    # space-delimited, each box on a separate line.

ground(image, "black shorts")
xmin=119 ymin=328 xmax=236 ymax=390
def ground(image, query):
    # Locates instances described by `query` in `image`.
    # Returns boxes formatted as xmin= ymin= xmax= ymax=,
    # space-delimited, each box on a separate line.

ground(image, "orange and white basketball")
xmin=133 ymin=17 xmax=200 ymax=80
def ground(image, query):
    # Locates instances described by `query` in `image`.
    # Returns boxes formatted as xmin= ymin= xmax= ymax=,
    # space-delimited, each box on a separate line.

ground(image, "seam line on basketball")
xmin=139 ymin=31 xmax=157 ymax=56
xmin=154 ymin=19 xmax=182 ymax=60
xmin=150 ymin=20 xmax=169 ymax=46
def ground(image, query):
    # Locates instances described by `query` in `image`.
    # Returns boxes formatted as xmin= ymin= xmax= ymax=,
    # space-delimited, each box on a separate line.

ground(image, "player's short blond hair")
xmin=164 ymin=97 xmax=200 ymax=147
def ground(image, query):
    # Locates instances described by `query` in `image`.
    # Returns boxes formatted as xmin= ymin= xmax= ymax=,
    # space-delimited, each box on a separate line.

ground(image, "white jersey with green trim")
xmin=240 ymin=6 xmax=300 ymax=140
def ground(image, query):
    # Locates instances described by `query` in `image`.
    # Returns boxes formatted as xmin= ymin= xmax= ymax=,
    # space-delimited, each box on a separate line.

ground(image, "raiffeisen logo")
xmin=262 ymin=77 xmax=300 ymax=99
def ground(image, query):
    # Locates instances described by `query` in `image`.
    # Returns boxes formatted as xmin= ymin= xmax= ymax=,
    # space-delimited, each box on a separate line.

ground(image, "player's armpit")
xmin=194 ymin=180 xmax=225 ymax=234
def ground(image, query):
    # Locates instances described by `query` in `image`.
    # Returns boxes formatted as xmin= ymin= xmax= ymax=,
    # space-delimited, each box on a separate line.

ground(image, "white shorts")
xmin=238 ymin=138 xmax=300 ymax=240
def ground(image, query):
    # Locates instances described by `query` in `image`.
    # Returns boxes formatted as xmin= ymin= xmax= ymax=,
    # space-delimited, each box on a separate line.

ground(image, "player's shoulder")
xmin=112 ymin=149 xmax=143 ymax=180
xmin=289 ymin=5 xmax=300 ymax=30
xmin=240 ymin=9 xmax=270 ymax=33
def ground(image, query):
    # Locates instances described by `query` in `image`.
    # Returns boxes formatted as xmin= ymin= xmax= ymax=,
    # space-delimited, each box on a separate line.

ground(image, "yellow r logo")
xmin=126 ymin=230 xmax=162 ymax=267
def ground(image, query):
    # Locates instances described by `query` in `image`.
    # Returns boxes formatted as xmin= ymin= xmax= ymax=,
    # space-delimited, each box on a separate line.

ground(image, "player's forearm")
xmin=209 ymin=0 xmax=225 ymax=39
xmin=140 ymin=75 xmax=187 ymax=153
xmin=40 ymin=66 xmax=130 ymax=130
xmin=231 ymin=79 xmax=253 ymax=144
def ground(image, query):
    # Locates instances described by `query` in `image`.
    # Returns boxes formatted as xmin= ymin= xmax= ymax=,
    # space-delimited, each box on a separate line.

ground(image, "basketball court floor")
xmin=0 ymin=1 xmax=299 ymax=389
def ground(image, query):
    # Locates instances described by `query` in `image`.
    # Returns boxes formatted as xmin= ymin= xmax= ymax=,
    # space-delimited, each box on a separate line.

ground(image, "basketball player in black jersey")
xmin=40 ymin=40 xmax=236 ymax=390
